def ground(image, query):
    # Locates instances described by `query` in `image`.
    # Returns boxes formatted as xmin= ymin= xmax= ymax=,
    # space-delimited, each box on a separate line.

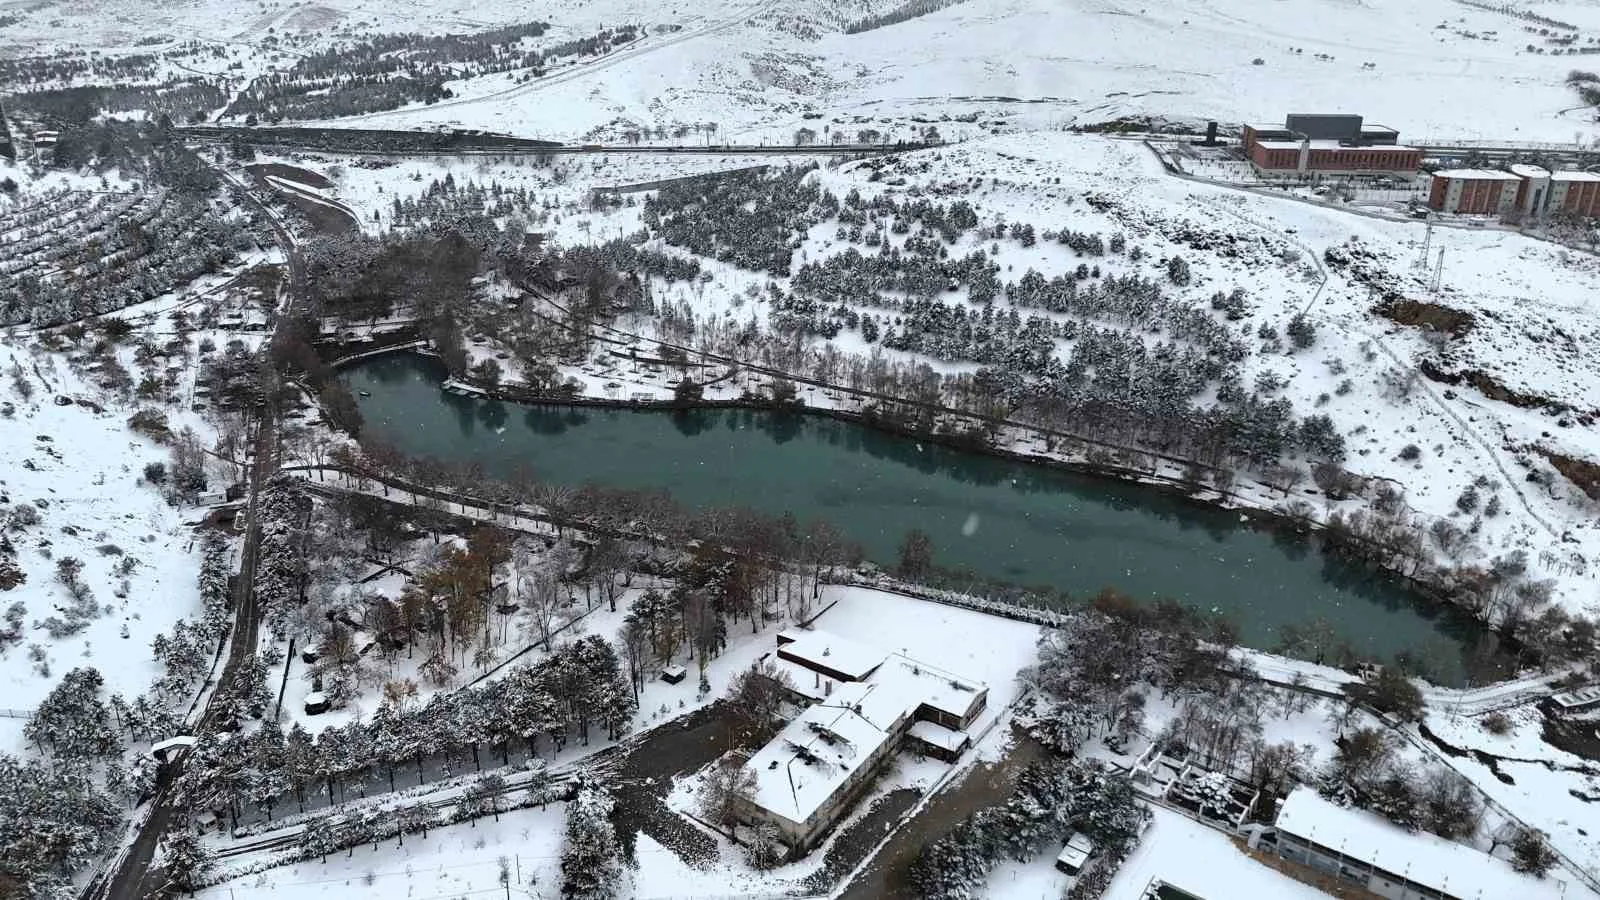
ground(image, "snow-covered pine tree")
xmin=159 ymin=827 xmax=215 ymax=893
xmin=25 ymin=666 xmax=120 ymax=761
xmin=559 ymin=781 xmax=623 ymax=900
xmin=0 ymin=752 xmax=122 ymax=894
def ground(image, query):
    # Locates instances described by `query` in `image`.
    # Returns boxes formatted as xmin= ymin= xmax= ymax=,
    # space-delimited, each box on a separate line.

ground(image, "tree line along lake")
xmin=342 ymin=353 xmax=1511 ymax=686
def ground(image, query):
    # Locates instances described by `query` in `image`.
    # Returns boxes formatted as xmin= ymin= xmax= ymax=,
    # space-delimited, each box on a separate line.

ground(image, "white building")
xmin=734 ymin=628 xmax=988 ymax=855
xmin=1273 ymin=787 xmax=1567 ymax=900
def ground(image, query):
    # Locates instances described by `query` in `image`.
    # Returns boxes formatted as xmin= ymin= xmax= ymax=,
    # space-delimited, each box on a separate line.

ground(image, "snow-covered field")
xmin=197 ymin=803 xmax=569 ymax=900
xmin=0 ymin=335 xmax=220 ymax=750
xmin=11 ymin=0 xmax=1600 ymax=146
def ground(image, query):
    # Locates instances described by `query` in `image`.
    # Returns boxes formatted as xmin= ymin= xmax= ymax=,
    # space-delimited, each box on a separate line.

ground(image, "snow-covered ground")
xmin=13 ymin=0 xmax=1600 ymax=147
xmin=196 ymin=802 xmax=569 ymax=900
xmin=991 ymin=804 xmax=1328 ymax=900
xmin=0 ymin=334 xmax=223 ymax=751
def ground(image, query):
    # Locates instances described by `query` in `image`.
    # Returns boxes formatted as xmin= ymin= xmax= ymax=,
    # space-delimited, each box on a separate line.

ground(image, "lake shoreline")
xmin=329 ymin=349 xmax=1520 ymax=683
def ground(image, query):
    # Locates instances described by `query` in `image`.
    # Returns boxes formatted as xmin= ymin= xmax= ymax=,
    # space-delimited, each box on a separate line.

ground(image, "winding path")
xmin=335 ymin=0 xmax=780 ymax=126
xmin=1194 ymin=188 xmax=1561 ymax=541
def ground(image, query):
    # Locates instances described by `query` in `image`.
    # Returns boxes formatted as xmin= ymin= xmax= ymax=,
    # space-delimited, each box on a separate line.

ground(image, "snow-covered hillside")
xmin=315 ymin=0 xmax=1600 ymax=144
xmin=9 ymin=0 xmax=1600 ymax=145
xmin=0 ymin=338 xmax=214 ymax=752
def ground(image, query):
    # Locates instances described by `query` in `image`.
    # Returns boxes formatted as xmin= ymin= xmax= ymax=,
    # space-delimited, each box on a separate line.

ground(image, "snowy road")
xmin=334 ymin=0 xmax=782 ymax=127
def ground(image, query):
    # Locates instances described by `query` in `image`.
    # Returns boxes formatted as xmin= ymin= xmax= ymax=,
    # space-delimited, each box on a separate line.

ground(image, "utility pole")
xmin=1431 ymin=248 xmax=1445 ymax=294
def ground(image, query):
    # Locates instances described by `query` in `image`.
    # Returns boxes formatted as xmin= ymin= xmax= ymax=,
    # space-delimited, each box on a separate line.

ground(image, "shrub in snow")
xmin=743 ymin=821 xmax=785 ymax=870
xmin=1209 ymin=287 xmax=1249 ymax=320
xmin=1254 ymin=370 xmax=1286 ymax=394
xmin=1165 ymin=255 xmax=1191 ymax=285
xmin=0 ymin=557 xmax=22 ymax=592
xmin=1399 ymin=444 xmax=1422 ymax=462
xmin=1420 ymin=768 xmax=1483 ymax=841
xmin=1512 ymin=827 xmax=1559 ymax=877
xmin=1287 ymin=314 xmax=1317 ymax=349
xmin=8 ymin=503 xmax=39 ymax=530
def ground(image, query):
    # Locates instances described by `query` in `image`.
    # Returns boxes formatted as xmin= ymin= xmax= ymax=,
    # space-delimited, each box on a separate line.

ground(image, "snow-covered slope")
xmin=8 ymin=0 xmax=1600 ymax=145
xmin=309 ymin=0 xmax=1600 ymax=143
xmin=0 ymin=340 xmax=213 ymax=751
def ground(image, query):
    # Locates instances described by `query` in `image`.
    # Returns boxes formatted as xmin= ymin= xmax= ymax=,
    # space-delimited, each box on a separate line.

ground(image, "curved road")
xmin=336 ymin=0 xmax=780 ymax=126
xmin=86 ymin=164 xmax=301 ymax=900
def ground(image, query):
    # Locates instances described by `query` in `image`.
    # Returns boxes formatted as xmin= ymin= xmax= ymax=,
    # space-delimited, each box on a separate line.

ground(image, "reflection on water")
xmin=342 ymin=353 xmax=1510 ymax=686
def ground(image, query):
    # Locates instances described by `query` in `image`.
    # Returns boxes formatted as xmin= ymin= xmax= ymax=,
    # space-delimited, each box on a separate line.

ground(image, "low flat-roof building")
xmin=735 ymin=629 xmax=988 ymax=856
xmin=1242 ymin=114 xmax=1422 ymax=175
xmin=776 ymin=628 xmax=887 ymax=683
xmin=1551 ymin=684 xmax=1600 ymax=713
xmin=1274 ymin=787 xmax=1566 ymax=900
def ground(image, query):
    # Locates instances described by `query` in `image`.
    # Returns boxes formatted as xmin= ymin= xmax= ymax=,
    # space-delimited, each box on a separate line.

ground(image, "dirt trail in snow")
xmin=1199 ymin=194 xmax=1561 ymax=541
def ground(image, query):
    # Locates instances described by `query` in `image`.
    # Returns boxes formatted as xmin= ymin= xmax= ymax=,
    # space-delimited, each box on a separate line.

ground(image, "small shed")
xmin=660 ymin=665 xmax=687 ymax=685
xmin=1055 ymin=832 xmax=1094 ymax=875
xmin=304 ymin=691 xmax=330 ymax=715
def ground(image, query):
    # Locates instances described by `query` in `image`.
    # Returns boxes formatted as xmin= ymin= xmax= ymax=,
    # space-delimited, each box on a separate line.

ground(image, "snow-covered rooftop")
xmin=907 ymin=719 xmax=967 ymax=753
xmin=872 ymin=654 xmax=986 ymax=723
xmin=745 ymin=681 xmax=905 ymax=826
xmin=1551 ymin=170 xmax=1600 ymax=182
xmin=1551 ymin=685 xmax=1600 ymax=709
xmin=151 ymin=735 xmax=197 ymax=756
xmin=1431 ymin=169 xmax=1520 ymax=180
xmin=1056 ymin=832 xmax=1095 ymax=871
xmin=1508 ymin=164 xmax=1551 ymax=179
xmin=1275 ymin=788 xmax=1567 ymax=900
xmin=746 ymin=627 xmax=989 ymax=830
xmin=776 ymin=628 xmax=888 ymax=681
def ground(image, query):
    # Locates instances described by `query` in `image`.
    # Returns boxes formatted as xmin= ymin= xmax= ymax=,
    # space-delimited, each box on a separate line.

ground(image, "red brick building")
xmin=1550 ymin=171 xmax=1600 ymax=217
xmin=1428 ymin=167 xmax=1600 ymax=218
xmin=1427 ymin=170 xmax=1519 ymax=215
xmin=1242 ymin=114 xmax=1422 ymax=175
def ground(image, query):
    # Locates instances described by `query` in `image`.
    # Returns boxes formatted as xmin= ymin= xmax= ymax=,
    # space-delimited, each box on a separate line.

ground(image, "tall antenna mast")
xmin=1416 ymin=221 xmax=1433 ymax=271
xmin=1430 ymin=248 xmax=1445 ymax=294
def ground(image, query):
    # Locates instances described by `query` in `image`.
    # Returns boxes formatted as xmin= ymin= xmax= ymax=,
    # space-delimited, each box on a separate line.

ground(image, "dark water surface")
xmin=345 ymin=353 xmax=1507 ymax=685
